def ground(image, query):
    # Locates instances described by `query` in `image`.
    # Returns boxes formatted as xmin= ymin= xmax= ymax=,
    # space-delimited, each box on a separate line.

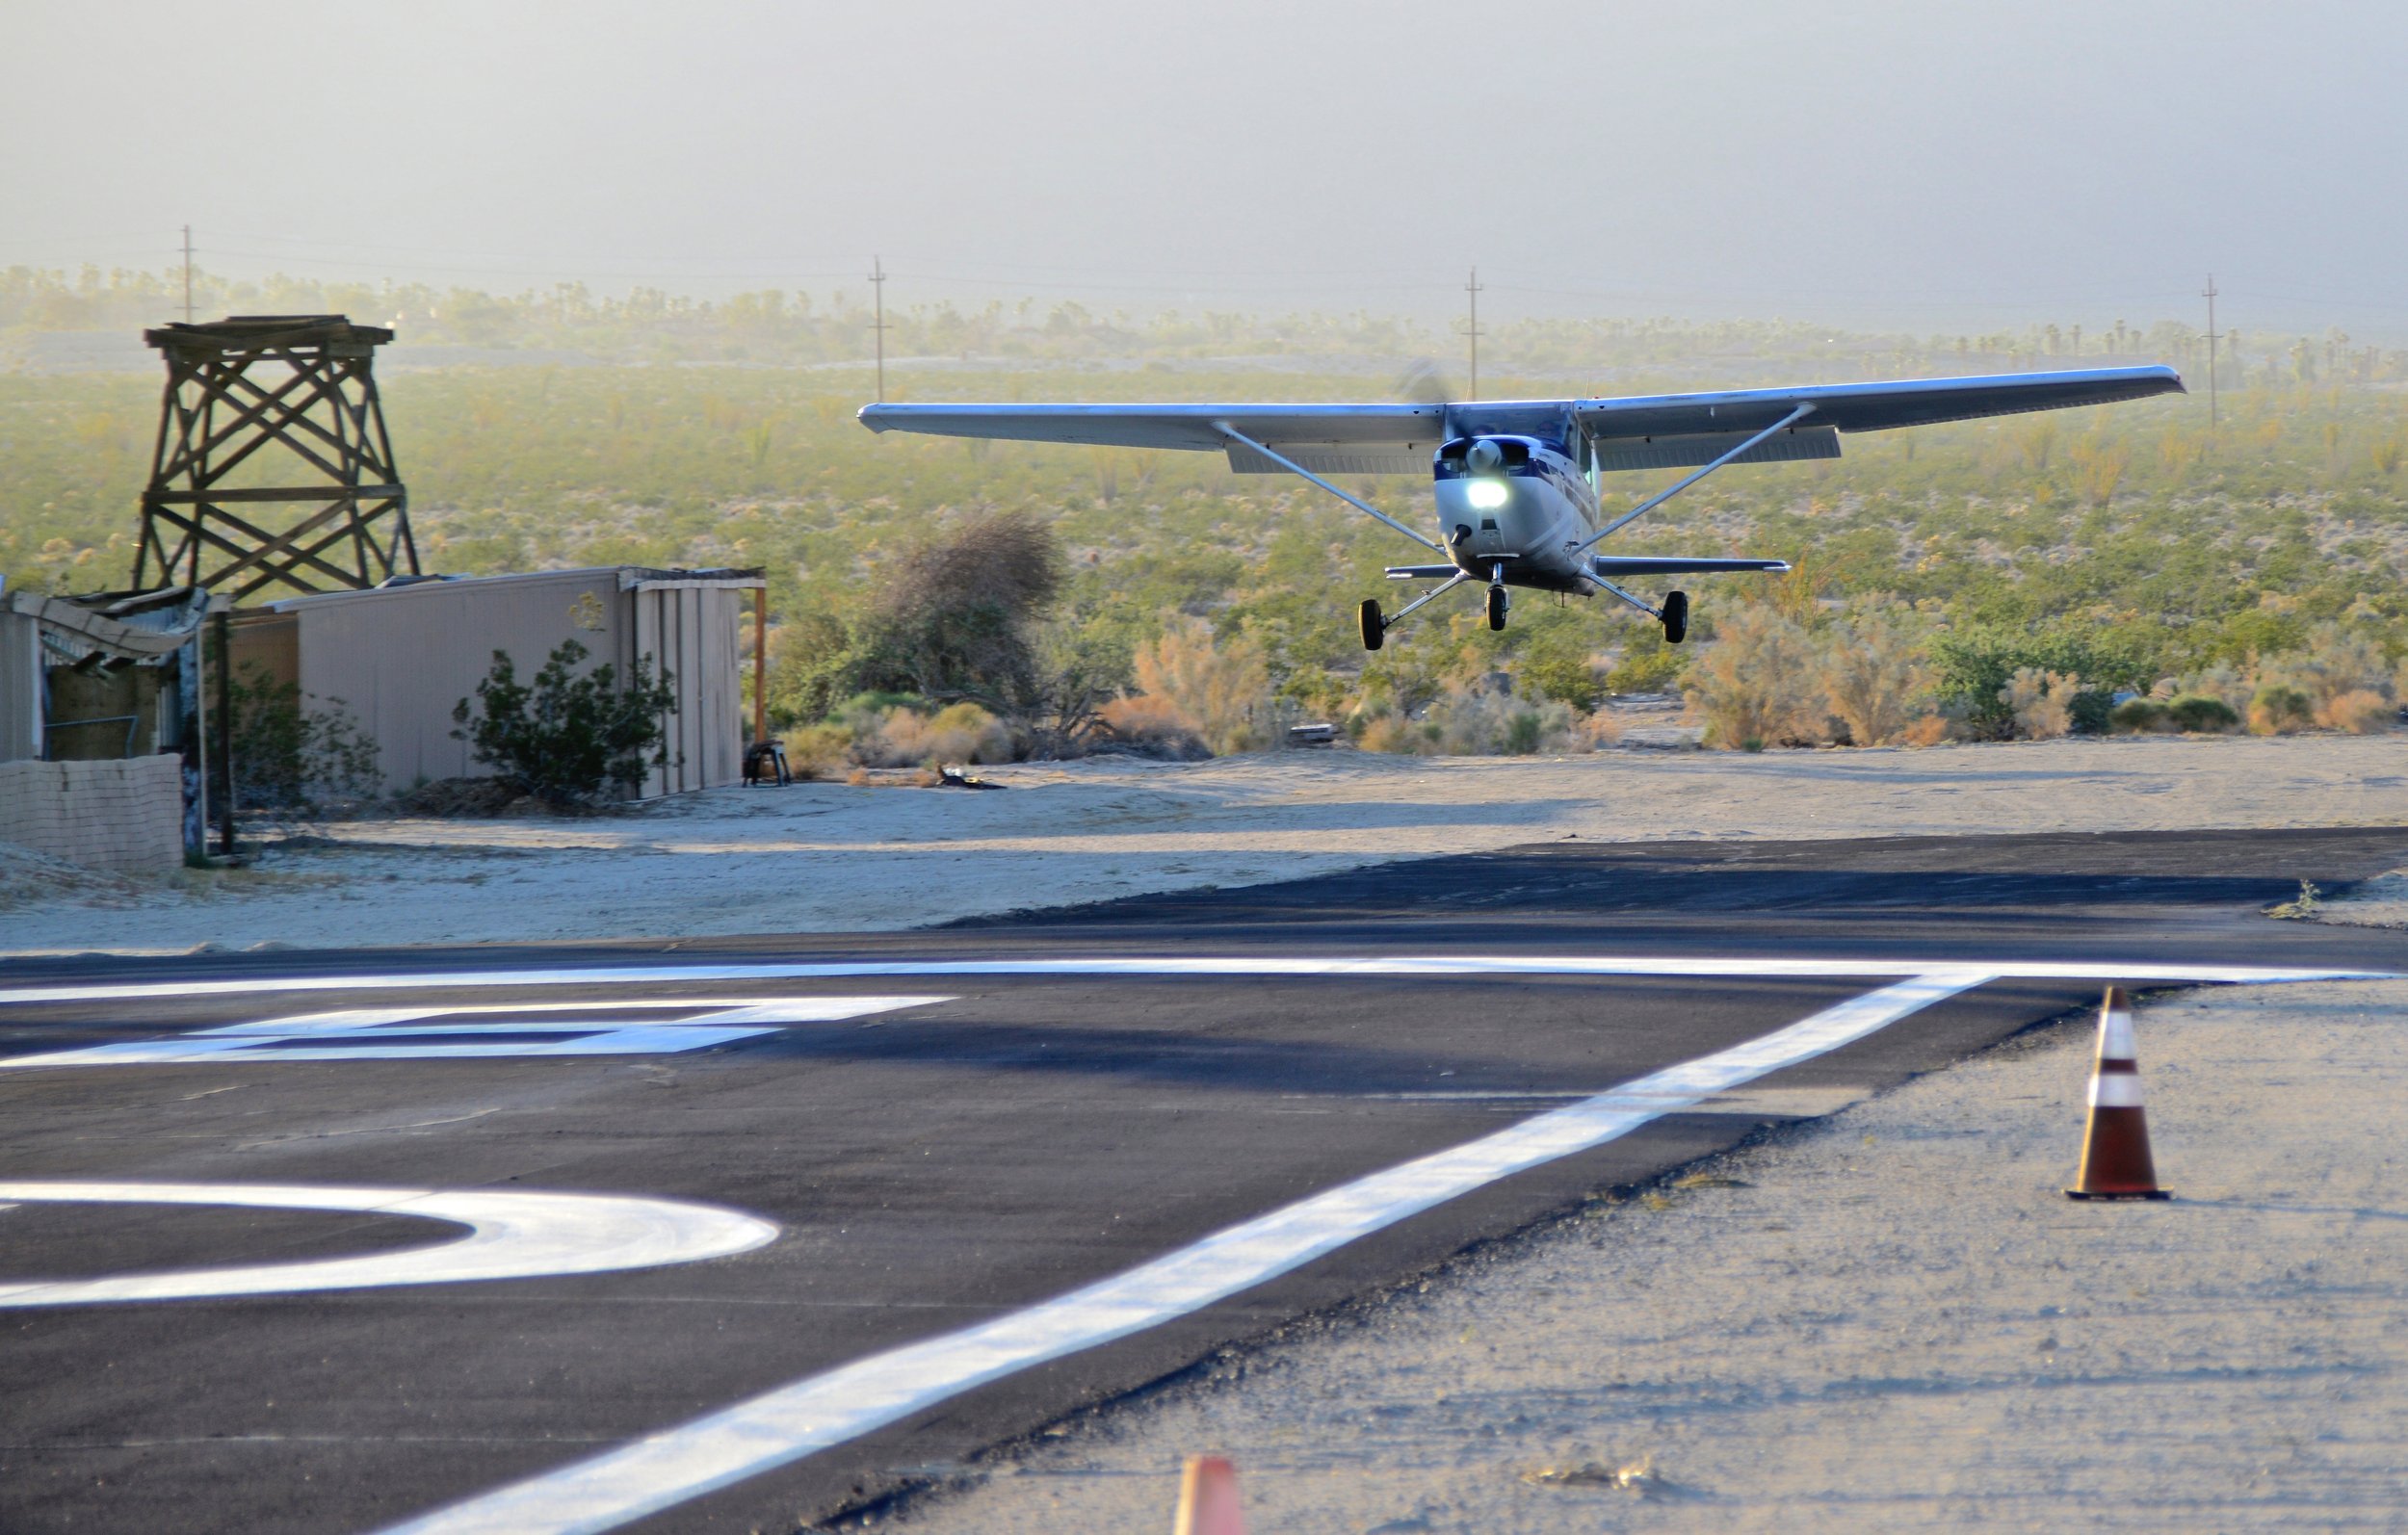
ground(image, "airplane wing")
xmin=858 ymin=365 xmax=2182 ymax=476
xmin=856 ymin=402 xmax=1446 ymax=474
xmin=1589 ymin=556 xmax=1792 ymax=576
xmin=1564 ymin=365 xmax=2184 ymax=472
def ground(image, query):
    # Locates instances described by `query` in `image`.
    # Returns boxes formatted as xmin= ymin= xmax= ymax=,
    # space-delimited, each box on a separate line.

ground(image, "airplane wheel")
xmin=1359 ymin=598 xmax=1385 ymax=652
xmin=1486 ymin=585 xmax=1508 ymax=632
xmin=1662 ymin=589 xmax=1688 ymax=644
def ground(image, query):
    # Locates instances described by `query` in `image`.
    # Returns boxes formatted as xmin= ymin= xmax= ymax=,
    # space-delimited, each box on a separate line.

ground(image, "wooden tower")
xmin=134 ymin=315 xmax=418 ymax=599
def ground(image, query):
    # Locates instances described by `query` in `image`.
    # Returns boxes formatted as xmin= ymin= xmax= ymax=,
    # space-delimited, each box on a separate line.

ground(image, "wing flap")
xmin=1591 ymin=556 xmax=1792 ymax=577
xmin=857 ymin=402 xmax=1443 ymax=455
xmin=1593 ymin=426 xmax=1840 ymax=473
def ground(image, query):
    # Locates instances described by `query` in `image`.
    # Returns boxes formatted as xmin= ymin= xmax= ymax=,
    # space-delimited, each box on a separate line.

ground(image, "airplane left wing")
xmin=857 ymin=402 xmax=1447 ymax=474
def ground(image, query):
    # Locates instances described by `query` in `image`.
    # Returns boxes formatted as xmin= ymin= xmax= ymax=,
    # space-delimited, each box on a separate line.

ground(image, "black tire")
xmin=1486 ymin=584 xmax=1507 ymax=632
xmin=1359 ymin=598 xmax=1384 ymax=652
xmin=1662 ymin=589 xmax=1688 ymax=644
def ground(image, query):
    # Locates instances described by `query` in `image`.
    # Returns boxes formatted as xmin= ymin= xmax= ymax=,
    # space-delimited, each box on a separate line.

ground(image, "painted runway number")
xmin=0 ymin=995 xmax=952 ymax=1066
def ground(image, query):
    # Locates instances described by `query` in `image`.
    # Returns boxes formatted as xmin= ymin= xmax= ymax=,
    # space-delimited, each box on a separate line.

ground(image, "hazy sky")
xmin=6 ymin=0 xmax=2403 ymax=335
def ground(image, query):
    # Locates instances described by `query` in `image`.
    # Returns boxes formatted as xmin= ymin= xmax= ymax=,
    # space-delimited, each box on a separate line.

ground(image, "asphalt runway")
xmin=2 ymin=827 xmax=2403 ymax=1534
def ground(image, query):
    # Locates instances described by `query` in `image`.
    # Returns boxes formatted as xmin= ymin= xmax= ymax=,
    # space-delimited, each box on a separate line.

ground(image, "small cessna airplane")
xmin=859 ymin=364 xmax=2182 ymax=649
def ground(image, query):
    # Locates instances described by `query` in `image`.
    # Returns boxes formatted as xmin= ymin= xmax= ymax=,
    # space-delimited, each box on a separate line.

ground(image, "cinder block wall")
xmin=0 ymin=756 xmax=186 ymax=872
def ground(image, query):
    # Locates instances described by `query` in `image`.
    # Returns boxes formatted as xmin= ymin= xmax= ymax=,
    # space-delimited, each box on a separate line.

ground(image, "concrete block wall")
xmin=0 ymin=755 xmax=186 ymax=872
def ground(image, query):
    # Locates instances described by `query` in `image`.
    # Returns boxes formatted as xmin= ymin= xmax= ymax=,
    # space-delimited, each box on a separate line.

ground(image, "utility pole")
xmin=868 ymin=255 xmax=890 ymax=403
xmin=180 ymin=224 xmax=194 ymax=323
xmin=1462 ymin=266 xmax=1484 ymax=401
xmin=2200 ymin=273 xmax=2220 ymax=430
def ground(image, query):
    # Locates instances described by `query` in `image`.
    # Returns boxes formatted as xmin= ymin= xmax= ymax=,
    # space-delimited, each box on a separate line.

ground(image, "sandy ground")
xmin=5 ymin=735 xmax=2408 ymax=956
xmin=880 ymin=977 xmax=2408 ymax=1533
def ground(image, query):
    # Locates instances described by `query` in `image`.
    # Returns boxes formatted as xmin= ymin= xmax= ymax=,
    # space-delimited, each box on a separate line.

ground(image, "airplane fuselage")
xmin=1430 ymin=434 xmax=1599 ymax=593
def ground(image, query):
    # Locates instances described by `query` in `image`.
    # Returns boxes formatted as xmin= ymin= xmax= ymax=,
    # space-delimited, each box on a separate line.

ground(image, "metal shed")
xmin=248 ymin=566 xmax=762 ymax=799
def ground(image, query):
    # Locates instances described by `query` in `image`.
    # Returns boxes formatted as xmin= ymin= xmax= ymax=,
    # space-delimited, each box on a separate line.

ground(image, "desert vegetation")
xmin=7 ymin=266 xmax=2407 ymax=764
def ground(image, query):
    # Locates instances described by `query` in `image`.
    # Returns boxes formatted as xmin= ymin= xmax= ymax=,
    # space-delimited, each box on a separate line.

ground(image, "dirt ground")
xmin=882 ymin=976 xmax=2408 ymax=1534
xmin=5 ymin=733 xmax=2408 ymax=956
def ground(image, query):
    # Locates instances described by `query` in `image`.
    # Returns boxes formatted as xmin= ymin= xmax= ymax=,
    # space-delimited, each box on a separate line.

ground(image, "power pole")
xmin=2200 ymin=273 xmax=2220 ymax=430
xmin=1462 ymin=266 xmax=1484 ymax=401
xmin=868 ymin=255 xmax=890 ymax=403
xmin=180 ymin=224 xmax=194 ymax=323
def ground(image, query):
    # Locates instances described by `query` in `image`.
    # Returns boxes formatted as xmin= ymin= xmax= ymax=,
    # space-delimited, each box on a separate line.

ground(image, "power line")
xmin=180 ymin=224 xmax=194 ymax=323
xmin=2201 ymin=273 xmax=2220 ymax=430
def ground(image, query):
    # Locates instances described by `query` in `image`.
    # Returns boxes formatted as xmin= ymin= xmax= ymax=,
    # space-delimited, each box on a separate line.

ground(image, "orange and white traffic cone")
xmin=1173 ymin=1455 xmax=1245 ymax=1535
xmin=2065 ymin=985 xmax=2171 ymax=1201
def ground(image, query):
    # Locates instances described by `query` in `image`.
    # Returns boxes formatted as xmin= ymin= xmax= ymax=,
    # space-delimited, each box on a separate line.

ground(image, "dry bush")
xmin=1129 ymin=617 xmax=1271 ymax=755
xmin=1819 ymin=612 xmax=1928 ymax=746
xmin=1420 ymin=689 xmax=1577 ymax=757
xmin=851 ymin=703 xmax=1013 ymax=767
xmin=2320 ymin=689 xmax=2395 ymax=734
xmin=1357 ymin=715 xmax=1426 ymax=754
xmin=2248 ymin=684 xmax=2315 ymax=736
xmin=1900 ymin=714 xmax=1951 ymax=747
xmin=2174 ymin=662 xmax=2253 ymax=713
xmin=2261 ymin=623 xmax=2392 ymax=713
xmin=1684 ymin=606 xmax=1822 ymax=750
xmin=780 ymin=722 xmax=853 ymax=778
xmin=2001 ymin=666 xmax=2081 ymax=740
xmin=1575 ymin=711 xmax=1624 ymax=749
xmin=1094 ymin=693 xmax=1209 ymax=760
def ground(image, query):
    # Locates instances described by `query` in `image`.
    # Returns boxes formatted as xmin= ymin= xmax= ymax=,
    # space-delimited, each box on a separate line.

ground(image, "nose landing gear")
xmin=1485 ymin=583 xmax=1508 ymax=632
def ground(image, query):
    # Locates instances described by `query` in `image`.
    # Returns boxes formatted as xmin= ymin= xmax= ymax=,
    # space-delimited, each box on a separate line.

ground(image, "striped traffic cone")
xmin=1173 ymin=1455 xmax=1246 ymax=1535
xmin=2065 ymin=986 xmax=2171 ymax=1200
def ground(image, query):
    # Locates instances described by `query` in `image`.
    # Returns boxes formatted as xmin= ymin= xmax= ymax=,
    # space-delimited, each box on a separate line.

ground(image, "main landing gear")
xmin=1662 ymin=589 xmax=1688 ymax=644
xmin=1360 ymin=598 xmax=1385 ymax=652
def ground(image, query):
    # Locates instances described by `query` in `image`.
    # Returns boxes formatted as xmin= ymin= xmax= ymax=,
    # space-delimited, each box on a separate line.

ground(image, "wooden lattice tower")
xmin=134 ymin=315 xmax=418 ymax=599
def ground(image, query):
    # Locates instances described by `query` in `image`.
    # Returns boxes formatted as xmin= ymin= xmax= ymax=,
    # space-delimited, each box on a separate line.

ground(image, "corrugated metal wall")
xmin=627 ymin=580 xmax=745 ymax=796
xmin=280 ymin=569 xmax=753 ymax=799
xmin=0 ymin=611 xmax=41 ymax=764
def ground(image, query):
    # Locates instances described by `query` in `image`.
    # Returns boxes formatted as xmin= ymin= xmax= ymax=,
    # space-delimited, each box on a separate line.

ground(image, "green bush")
xmin=225 ymin=660 xmax=380 ymax=812
xmin=1929 ymin=625 xmax=2147 ymax=739
xmin=2166 ymin=693 xmax=2241 ymax=733
xmin=451 ymin=638 xmax=677 ymax=807
xmin=2110 ymin=697 xmax=2170 ymax=733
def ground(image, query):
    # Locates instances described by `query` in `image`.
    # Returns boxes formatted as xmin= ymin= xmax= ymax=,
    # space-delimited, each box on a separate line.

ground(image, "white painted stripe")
xmin=379 ymin=971 xmax=1987 ymax=1535
xmin=0 ymin=955 xmax=2386 ymax=1008
xmin=0 ymin=1184 xmax=778 ymax=1306
xmin=2088 ymin=1073 xmax=2147 ymax=1108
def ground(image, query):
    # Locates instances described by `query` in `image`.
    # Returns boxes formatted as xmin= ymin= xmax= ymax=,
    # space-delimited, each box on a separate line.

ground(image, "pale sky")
xmin=4 ymin=0 xmax=2402 ymax=335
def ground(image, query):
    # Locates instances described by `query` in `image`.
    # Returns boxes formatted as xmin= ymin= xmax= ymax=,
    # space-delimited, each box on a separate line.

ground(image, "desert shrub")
xmin=2001 ymin=666 xmax=2082 ymax=740
xmin=1929 ymin=624 xmax=2144 ymax=739
xmin=2176 ymin=662 xmax=2253 ymax=713
xmin=2110 ymin=697 xmax=2172 ymax=733
xmin=1419 ymin=688 xmax=1575 ymax=756
xmin=852 ymin=702 xmax=1013 ymax=766
xmin=225 ymin=660 xmax=380 ymax=812
xmin=2247 ymin=684 xmax=2315 ymax=735
xmin=2285 ymin=623 xmax=2393 ymax=709
xmin=1819 ymin=611 xmax=1927 ymax=746
xmin=779 ymin=722 xmax=852 ymax=778
xmin=1126 ymin=616 xmax=1271 ymax=755
xmin=2320 ymin=689 xmax=2395 ymax=734
xmin=1686 ymin=606 xmax=1822 ymax=749
xmin=1357 ymin=714 xmax=1422 ymax=754
xmin=1605 ymin=627 xmax=1685 ymax=694
xmin=451 ymin=638 xmax=676 ymax=807
xmin=1520 ymin=636 xmax=1604 ymax=712
xmin=2166 ymin=693 xmax=2241 ymax=733
xmin=1095 ymin=693 xmax=1210 ymax=760
xmin=1900 ymin=713 xmax=1951 ymax=747
xmin=846 ymin=508 xmax=1064 ymax=709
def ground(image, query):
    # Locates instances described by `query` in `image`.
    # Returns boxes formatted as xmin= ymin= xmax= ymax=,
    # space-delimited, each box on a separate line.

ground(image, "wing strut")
xmin=1213 ymin=421 xmax=1444 ymax=552
xmin=1573 ymin=403 xmax=1817 ymax=557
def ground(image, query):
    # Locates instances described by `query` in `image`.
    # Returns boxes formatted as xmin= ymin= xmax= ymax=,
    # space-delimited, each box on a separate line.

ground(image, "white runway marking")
xmin=0 ymin=995 xmax=950 ymax=1068
xmin=0 ymin=1184 xmax=778 ymax=1306
xmin=0 ymin=954 xmax=2384 ymax=1009
xmin=380 ymin=972 xmax=1986 ymax=1535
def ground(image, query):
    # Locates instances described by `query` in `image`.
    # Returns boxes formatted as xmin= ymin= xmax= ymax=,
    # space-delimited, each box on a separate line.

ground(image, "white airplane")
xmin=859 ymin=365 xmax=2183 ymax=650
